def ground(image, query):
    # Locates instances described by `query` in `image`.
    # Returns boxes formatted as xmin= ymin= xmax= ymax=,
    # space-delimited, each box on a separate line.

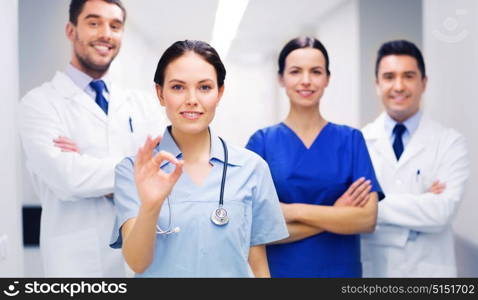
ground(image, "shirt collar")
xmin=156 ymin=126 xmax=242 ymax=168
xmin=65 ymin=63 xmax=111 ymax=93
xmin=384 ymin=110 xmax=422 ymax=138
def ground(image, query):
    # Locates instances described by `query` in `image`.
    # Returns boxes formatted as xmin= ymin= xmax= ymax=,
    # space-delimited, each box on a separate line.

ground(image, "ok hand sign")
xmin=134 ymin=136 xmax=183 ymax=212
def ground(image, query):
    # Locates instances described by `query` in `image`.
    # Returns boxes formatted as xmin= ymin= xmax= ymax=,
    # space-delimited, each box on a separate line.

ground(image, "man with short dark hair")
xmin=19 ymin=0 xmax=164 ymax=277
xmin=361 ymin=40 xmax=470 ymax=277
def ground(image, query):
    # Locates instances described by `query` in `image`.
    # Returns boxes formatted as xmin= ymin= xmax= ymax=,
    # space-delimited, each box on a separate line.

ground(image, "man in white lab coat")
xmin=19 ymin=0 xmax=164 ymax=277
xmin=361 ymin=40 xmax=469 ymax=277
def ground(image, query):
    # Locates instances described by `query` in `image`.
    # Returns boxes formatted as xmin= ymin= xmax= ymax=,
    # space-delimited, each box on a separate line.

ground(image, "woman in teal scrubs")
xmin=246 ymin=37 xmax=383 ymax=277
xmin=110 ymin=40 xmax=288 ymax=277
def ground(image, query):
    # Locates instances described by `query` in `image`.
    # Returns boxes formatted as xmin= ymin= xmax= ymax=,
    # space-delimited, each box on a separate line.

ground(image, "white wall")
xmin=110 ymin=20 xmax=169 ymax=130
xmin=19 ymin=0 xmax=70 ymax=209
xmin=317 ymin=0 xmax=360 ymax=128
xmin=423 ymin=0 xmax=478 ymax=275
xmin=111 ymin=23 xmax=161 ymax=94
xmin=358 ymin=0 xmax=423 ymax=126
xmin=217 ymin=1 xmax=362 ymax=146
xmin=0 ymin=0 xmax=24 ymax=277
xmin=316 ymin=0 xmax=423 ymax=128
xmin=212 ymin=55 xmax=280 ymax=146
xmin=19 ymin=0 xmax=70 ymax=97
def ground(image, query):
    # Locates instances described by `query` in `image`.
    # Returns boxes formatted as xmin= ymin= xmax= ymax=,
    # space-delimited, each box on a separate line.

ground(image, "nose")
xmin=393 ymin=77 xmax=405 ymax=92
xmin=98 ymin=24 xmax=112 ymax=41
xmin=185 ymin=89 xmax=199 ymax=106
xmin=300 ymin=72 xmax=311 ymax=86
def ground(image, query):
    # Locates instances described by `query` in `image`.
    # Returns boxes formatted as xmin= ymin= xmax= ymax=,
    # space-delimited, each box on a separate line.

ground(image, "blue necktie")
xmin=89 ymin=80 xmax=108 ymax=115
xmin=393 ymin=123 xmax=406 ymax=161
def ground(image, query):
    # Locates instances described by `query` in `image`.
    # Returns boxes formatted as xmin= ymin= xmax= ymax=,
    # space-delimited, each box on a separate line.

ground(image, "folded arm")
xmin=271 ymin=222 xmax=324 ymax=244
xmin=378 ymin=133 xmax=469 ymax=233
xmin=279 ymin=178 xmax=377 ymax=238
xmin=19 ymin=98 xmax=122 ymax=200
xmin=283 ymin=192 xmax=378 ymax=235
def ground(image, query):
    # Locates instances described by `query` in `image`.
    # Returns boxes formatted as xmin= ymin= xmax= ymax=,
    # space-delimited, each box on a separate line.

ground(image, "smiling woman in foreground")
xmin=109 ymin=40 xmax=288 ymax=277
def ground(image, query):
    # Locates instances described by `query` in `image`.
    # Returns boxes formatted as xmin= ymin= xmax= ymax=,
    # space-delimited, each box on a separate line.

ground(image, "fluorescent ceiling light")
xmin=211 ymin=0 xmax=249 ymax=59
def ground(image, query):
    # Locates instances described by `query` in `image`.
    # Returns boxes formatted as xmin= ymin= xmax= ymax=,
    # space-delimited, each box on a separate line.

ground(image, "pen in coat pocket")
xmin=129 ymin=117 xmax=134 ymax=133
xmin=416 ymin=169 xmax=420 ymax=182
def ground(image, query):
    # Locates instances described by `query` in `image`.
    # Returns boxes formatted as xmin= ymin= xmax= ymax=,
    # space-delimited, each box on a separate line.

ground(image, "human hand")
xmin=134 ymin=136 xmax=183 ymax=211
xmin=428 ymin=181 xmax=446 ymax=194
xmin=335 ymin=177 xmax=372 ymax=207
xmin=53 ymin=136 xmax=79 ymax=153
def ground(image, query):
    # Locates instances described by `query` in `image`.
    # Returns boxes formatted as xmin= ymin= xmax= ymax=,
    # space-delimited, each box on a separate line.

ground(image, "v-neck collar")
xmin=280 ymin=121 xmax=330 ymax=150
xmin=156 ymin=126 xmax=243 ymax=168
xmin=156 ymin=126 xmax=241 ymax=189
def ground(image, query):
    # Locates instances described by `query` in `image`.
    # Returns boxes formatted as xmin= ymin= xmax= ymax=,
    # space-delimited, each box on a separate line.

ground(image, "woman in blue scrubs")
xmin=246 ymin=37 xmax=382 ymax=277
xmin=110 ymin=40 xmax=288 ymax=277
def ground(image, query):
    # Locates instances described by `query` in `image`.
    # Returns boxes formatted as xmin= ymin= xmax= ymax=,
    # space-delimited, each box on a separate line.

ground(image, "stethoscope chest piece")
xmin=211 ymin=207 xmax=229 ymax=226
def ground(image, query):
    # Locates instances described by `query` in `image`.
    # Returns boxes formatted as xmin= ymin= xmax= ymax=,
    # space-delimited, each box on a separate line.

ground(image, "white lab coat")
xmin=360 ymin=112 xmax=469 ymax=277
xmin=19 ymin=71 xmax=166 ymax=277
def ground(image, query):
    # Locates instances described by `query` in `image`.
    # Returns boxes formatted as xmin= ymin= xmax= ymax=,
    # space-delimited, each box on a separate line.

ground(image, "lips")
xmin=390 ymin=94 xmax=409 ymax=103
xmin=91 ymin=42 xmax=114 ymax=56
xmin=180 ymin=111 xmax=203 ymax=120
xmin=297 ymin=90 xmax=315 ymax=97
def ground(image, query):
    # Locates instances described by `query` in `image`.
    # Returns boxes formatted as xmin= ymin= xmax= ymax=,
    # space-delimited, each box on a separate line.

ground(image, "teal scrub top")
xmin=111 ymin=126 xmax=288 ymax=277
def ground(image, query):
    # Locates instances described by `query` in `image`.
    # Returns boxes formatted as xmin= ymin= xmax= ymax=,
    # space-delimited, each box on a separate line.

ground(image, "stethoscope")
xmin=156 ymin=137 xmax=229 ymax=235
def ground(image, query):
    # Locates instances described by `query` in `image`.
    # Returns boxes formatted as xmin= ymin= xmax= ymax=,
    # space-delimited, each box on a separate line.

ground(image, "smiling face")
xmin=66 ymin=0 xmax=124 ymax=78
xmin=279 ymin=47 xmax=330 ymax=108
xmin=376 ymin=55 xmax=427 ymax=122
xmin=156 ymin=52 xmax=224 ymax=136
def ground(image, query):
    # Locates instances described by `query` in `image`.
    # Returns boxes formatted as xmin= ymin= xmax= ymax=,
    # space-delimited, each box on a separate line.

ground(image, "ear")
xmin=421 ymin=76 xmax=428 ymax=92
xmin=65 ymin=22 xmax=75 ymax=42
xmin=155 ymin=84 xmax=165 ymax=107
xmin=324 ymin=74 xmax=331 ymax=88
xmin=217 ymin=85 xmax=225 ymax=105
xmin=375 ymin=77 xmax=381 ymax=96
xmin=278 ymin=74 xmax=285 ymax=87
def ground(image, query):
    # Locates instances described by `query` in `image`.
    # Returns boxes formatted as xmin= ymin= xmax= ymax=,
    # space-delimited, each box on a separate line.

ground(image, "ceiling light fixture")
xmin=211 ymin=0 xmax=250 ymax=59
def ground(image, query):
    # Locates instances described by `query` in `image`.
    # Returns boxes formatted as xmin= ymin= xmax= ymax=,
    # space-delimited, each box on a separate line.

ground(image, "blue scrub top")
xmin=111 ymin=126 xmax=288 ymax=277
xmin=246 ymin=122 xmax=382 ymax=278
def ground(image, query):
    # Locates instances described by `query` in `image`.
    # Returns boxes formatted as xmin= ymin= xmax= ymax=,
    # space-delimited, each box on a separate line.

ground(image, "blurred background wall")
xmin=0 ymin=0 xmax=23 ymax=277
xmin=2 ymin=0 xmax=475 ymax=277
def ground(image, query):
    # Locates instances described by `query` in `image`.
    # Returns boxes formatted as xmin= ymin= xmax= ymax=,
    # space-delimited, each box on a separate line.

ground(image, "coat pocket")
xmin=361 ymin=224 xmax=409 ymax=248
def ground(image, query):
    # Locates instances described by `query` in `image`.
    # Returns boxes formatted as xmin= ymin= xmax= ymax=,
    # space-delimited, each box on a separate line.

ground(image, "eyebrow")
xmin=168 ymin=79 xmax=214 ymax=84
xmin=84 ymin=14 xmax=124 ymax=24
xmin=84 ymin=14 xmax=101 ymax=20
xmin=382 ymin=70 xmax=418 ymax=75
xmin=168 ymin=79 xmax=186 ymax=84
xmin=288 ymin=66 xmax=324 ymax=70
